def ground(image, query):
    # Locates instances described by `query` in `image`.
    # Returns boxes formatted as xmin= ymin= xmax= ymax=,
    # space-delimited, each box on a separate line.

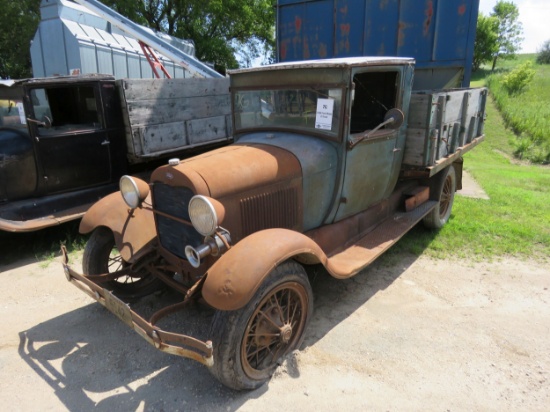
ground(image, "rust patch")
xmin=379 ymin=0 xmax=389 ymax=10
xmin=424 ymin=0 xmax=433 ymax=36
xmin=318 ymin=42 xmax=327 ymax=58
xmin=218 ymin=279 xmax=234 ymax=297
xmin=339 ymin=23 xmax=351 ymax=53
xmin=340 ymin=23 xmax=350 ymax=36
xmin=295 ymin=16 xmax=302 ymax=33
xmin=303 ymin=36 xmax=310 ymax=59
xmin=398 ymin=21 xmax=407 ymax=48
xmin=458 ymin=4 xmax=466 ymax=15
xmin=280 ymin=39 xmax=288 ymax=60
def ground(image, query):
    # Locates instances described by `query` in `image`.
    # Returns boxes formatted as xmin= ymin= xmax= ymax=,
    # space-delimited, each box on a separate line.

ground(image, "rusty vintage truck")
xmin=63 ymin=57 xmax=486 ymax=389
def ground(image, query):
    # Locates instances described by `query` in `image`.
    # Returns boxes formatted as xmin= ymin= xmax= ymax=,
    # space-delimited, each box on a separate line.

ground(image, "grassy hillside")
xmin=474 ymin=54 xmax=550 ymax=164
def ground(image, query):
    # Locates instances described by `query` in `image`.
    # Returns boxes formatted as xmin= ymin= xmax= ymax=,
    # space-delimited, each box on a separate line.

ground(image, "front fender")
xmin=201 ymin=228 xmax=327 ymax=311
xmin=80 ymin=192 xmax=156 ymax=263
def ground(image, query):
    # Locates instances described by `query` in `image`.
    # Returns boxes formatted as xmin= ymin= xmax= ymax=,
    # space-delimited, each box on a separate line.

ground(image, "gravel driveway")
xmin=1 ymin=251 xmax=548 ymax=411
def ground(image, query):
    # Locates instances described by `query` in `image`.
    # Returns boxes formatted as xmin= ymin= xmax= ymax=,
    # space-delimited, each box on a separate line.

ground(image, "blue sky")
xmin=479 ymin=0 xmax=550 ymax=53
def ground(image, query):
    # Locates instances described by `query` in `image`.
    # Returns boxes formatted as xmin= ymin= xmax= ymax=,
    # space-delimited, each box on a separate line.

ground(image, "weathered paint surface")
xmin=276 ymin=0 xmax=480 ymax=88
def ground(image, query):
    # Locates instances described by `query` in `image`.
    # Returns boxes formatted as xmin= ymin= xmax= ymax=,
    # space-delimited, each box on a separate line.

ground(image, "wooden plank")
xmin=118 ymin=78 xmax=230 ymax=100
xmin=187 ymin=116 xmax=228 ymax=145
xmin=404 ymin=186 xmax=430 ymax=212
xmin=403 ymin=128 xmax=430 ymax=166
xmin=125 ymin=94 xmax=231 ymax=126
xmin=407 ymin=94 xmax=434 ymax=128
xmin=139 ymin=121 xmax=187 ymax=154
xmin=427 ymin=135 xmax=485 ymax=177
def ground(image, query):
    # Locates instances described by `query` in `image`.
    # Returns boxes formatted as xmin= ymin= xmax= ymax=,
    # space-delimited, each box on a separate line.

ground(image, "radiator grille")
xmin=152 ymin=183 xmax=203 ymax=259
xmin=240 ymin=187 xmax=299 ymax=236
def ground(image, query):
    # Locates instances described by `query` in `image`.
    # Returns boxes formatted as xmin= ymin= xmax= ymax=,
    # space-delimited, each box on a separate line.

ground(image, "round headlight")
xmin=119 ymin=175 xmax=149 ymax=209
xmin=188 ymin=195 xmax=224 ymax=236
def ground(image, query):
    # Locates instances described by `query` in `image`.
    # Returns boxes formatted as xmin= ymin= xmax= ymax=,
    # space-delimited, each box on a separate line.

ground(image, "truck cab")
xmin=0 ymin=75 xmax=125 ymax=232
xmin=63 ymin=57 xmax=485 ymax=390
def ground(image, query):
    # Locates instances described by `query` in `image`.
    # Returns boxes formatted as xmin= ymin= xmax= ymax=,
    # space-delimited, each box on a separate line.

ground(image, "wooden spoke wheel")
xmin=423 ymin=165 xmax=457 ymax=229
xmin=209 ymin=261 xmax=313 ymax=390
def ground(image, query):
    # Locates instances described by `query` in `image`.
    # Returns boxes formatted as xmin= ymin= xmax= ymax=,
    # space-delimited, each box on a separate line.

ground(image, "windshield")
xmin=233 ymin=87 xmax=343 ymax=138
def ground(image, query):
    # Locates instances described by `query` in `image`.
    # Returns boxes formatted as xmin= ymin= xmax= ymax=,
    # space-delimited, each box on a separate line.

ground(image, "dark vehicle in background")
xmin=0 ymin=75 xmax=231 ymax=232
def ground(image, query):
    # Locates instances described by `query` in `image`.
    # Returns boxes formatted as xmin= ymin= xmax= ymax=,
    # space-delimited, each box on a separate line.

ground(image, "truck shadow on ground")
xmin=0 ymin=221 xmax=86 ymax=269
xmin=17 ymin=243 xmax=428 ymax=410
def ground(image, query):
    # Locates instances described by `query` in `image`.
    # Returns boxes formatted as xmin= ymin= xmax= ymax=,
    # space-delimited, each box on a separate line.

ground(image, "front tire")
xmin=209 ymin=261 xmax=313 ymax=390
xmin=423 ymin=165 xmax=456 ymax=229
xmin=82 ymin=226 xmax=163 ymax=300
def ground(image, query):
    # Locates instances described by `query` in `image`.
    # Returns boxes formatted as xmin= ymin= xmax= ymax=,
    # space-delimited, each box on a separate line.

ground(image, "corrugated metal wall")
xmin=276 ymin=0 xmax=480 ymax=88
xmin=31 ymin=0 xmax=196 ymax=79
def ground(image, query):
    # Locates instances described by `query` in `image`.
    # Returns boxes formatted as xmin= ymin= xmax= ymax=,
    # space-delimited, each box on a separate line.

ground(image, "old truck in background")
xmin=0 ymin=75 xmax=231 ymax=232
xmin=61 ymin=0 xmax=486 ymax=390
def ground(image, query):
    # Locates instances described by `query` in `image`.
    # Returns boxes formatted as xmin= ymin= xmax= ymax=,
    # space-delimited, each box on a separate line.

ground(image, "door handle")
xmin=101 ymin=140 xmax=110 ymax=146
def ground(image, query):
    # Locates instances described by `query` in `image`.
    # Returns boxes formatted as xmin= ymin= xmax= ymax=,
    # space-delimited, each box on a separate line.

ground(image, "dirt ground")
xmin=1 ymin=249 xmax=548 ymax=411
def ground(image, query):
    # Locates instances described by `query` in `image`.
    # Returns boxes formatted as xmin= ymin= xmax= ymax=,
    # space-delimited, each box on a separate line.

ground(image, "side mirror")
xmin=348 ymin=108 xmax=405 ymax=149
xmin=26 ymin=115 xmax=52 ymax=128
xmin=383 ymin=108 xmax=404 ymax=129
xmin=42 ymin=115 xmax=52 ymax=128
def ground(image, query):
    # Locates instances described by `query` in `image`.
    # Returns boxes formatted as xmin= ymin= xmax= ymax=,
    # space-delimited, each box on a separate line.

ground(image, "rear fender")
xmin=80 ymin=192 xmax=156 ymax=263
xmin=202 ymin=228 xmax=327 ymax=311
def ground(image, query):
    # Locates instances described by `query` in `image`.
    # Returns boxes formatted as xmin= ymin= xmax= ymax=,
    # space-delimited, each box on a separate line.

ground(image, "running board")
xmin=326 ymin=200 xmax=438 ymax=278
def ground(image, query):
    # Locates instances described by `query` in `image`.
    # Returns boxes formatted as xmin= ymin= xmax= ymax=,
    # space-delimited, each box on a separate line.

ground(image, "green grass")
xmin=475 ymin=54 xmax=550 ymax=164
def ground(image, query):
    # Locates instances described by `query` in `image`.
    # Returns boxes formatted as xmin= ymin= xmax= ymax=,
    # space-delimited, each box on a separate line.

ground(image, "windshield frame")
xmin=231 ymin=82 xmax=347 ymax=143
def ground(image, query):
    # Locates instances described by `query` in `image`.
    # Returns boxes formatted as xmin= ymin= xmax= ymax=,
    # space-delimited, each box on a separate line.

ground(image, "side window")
xmin=0 ymin=98 xmax=27 ymax=130
xmin=30 ymin=86 xmax=102 ymax=135
xmin=350 ymin=71 xmax=398 ymax=134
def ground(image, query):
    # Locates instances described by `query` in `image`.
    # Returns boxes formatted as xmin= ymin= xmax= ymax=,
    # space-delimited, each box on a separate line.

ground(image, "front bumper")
xmin=60 ymin=247 xmax=213 ymax=367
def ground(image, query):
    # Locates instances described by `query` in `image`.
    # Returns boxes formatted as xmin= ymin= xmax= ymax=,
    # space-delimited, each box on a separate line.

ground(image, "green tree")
xmin=0 ymin=0 xmax=41 ymax=79
xmin=490 ymin=1 xmax=523 ymax=71
xmin=473 ymin=13 xmax=499 ymax=71
xmin=101 ymin=0 xmax=276 ymax=71
xmin=536 ymin=39 xmax=550 ymax=64
xmin=502 ymin=60 xmax=535 ymax=94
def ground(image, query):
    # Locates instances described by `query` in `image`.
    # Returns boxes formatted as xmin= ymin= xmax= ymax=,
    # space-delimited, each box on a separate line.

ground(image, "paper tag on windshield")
xmin=315 ymin=98 xmax=334 ymax=130
xmin=16 ymin=102 xmax=26 ymax=124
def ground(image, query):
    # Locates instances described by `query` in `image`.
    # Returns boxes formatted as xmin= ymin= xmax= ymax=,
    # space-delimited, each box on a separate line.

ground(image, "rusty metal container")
xmin=276 ymin=0 xmax=480 ymax=89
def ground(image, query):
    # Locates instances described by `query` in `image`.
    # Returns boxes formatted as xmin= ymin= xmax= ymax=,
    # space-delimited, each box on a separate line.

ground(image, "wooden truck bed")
xmin=403 ymin=87 xmax=487 ymax=173
xmin=117 ymin=77 xmax=232 ymax=164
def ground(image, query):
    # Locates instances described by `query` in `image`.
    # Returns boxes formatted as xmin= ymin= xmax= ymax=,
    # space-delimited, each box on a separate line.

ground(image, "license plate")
xmin=104 ymin=291 xmax=133 ymax=327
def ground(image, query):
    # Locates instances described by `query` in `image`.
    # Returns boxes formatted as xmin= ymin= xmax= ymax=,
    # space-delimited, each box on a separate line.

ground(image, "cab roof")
xmin=229 ymin=57 xmax=415 ymax=75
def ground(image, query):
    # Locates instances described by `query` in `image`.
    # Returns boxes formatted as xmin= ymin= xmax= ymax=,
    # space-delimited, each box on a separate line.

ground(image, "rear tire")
xmin=83 ymin=227 xmax=163 ymax=300
xmin=209 ymin=261 xmax=313 ymax=390
xmin=423 ymin=166 xmax=456 ymax=229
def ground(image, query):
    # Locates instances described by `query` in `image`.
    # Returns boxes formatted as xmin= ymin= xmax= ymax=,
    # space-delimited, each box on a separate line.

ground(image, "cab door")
xmin=334 ymin=67 xmax=409 ymax=221
xmin=28 ymin=84 xmax=112 ymax=194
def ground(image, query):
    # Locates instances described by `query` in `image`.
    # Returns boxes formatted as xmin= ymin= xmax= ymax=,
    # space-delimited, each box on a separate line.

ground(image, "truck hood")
xmin=151 ymin=143 xmax=302 ymax=198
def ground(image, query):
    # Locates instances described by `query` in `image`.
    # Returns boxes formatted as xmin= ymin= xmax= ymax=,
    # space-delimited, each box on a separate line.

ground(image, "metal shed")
xmin=31 ymin=0 xmax=197 ymax=79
